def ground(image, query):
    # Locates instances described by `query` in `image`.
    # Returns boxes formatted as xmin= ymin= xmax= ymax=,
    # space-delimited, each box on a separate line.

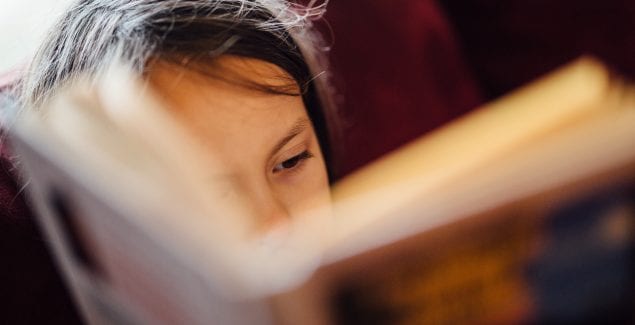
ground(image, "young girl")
xmin=21 ymin=0 xmax=338 ymax=225
xmin=7 ymin=0 xmax=338 ymax=322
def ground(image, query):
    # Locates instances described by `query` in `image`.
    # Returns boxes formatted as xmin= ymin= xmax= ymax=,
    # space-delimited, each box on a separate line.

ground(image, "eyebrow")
xmin=269 ymin=118 xmax=311 ymax=158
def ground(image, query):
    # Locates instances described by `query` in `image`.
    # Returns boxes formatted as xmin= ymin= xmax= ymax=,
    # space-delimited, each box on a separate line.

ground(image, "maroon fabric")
xmin=440 ymin=0 xmax=635 ymax=99
xmin=0 ymin=142 xmax=82 ymax=324
xmin=1 ymin=70 xmax=81 ymax=323
xmin=322 ymin=0 xmax=483 ymax=179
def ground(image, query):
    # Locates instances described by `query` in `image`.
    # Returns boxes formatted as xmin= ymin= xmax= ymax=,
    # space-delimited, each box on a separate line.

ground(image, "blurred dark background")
xmin=321 ymin=0 xmax=635 ymax=179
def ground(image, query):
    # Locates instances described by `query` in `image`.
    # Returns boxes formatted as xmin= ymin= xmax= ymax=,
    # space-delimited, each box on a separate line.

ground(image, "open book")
xmin=8 ymin=57 xmax=635 ymax=324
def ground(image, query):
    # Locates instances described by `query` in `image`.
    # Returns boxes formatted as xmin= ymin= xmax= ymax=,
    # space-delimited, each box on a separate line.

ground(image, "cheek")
xmin=274 ymin=159 xmax=331 ymax=215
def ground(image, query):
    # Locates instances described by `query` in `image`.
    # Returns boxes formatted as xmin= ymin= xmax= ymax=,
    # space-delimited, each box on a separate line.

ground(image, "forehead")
xmin=146 ymin=56 xmax=310 ymax=160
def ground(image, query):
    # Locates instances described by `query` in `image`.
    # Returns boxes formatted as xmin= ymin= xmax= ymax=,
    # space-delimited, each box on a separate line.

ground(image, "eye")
xmin=273 ymin=151 xmax=313 ymax=173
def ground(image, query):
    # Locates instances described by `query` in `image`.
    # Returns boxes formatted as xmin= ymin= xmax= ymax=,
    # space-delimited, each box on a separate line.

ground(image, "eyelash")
xmin=272 ymin=150 xmax=313 ymax=173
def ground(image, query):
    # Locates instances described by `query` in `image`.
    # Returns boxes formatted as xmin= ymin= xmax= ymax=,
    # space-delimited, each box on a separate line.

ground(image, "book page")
xmin=329 ymin=57 xmax=634 ymax=255
xmin=273 ymin=58 xmax=635 ymax=325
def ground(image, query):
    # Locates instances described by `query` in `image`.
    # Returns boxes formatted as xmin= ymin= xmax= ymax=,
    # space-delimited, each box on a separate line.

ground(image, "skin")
xmin=147 ymin=56 xmax=331 ymax=235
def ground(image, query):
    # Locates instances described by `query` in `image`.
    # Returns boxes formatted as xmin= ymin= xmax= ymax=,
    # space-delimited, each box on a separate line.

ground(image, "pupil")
xmin=282 ymin=156 xmax=300 ymax=169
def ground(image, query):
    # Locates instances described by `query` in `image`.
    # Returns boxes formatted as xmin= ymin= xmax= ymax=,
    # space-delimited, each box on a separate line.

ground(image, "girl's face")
xmin=147 ymin=56 xmax=331 ymax=234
